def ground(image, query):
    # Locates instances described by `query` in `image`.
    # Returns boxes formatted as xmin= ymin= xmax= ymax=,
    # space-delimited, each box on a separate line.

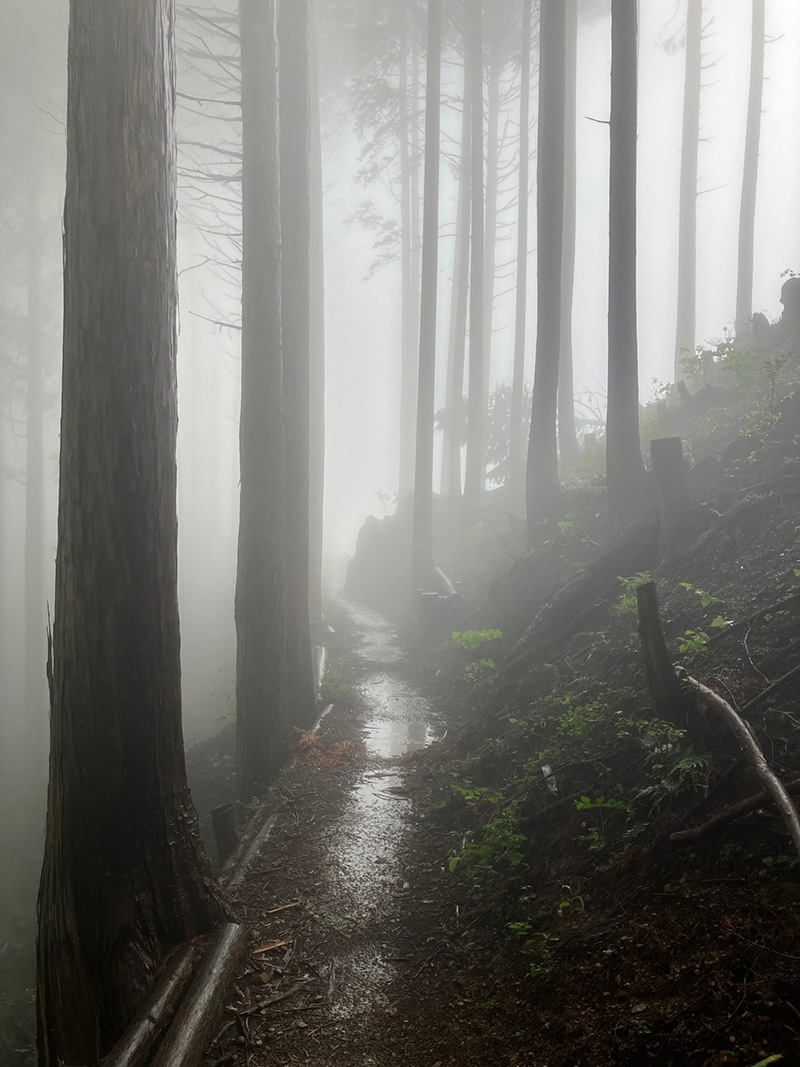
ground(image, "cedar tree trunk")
xmin=411 ymin=0 xmax=442 ymax=595
xmin=236 ymin=0 xmax=288 ymax=801
xmin=36 ymin=3 xmax=225 ymax=1062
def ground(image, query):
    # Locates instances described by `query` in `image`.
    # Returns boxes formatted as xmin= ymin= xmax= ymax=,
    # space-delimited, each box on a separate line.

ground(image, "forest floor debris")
xmin=207 ymin=600 xmax=800 ymax=1066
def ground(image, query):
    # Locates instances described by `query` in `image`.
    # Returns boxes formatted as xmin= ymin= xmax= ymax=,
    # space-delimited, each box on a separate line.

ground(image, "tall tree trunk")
xmin=674 ymin=0 xmax=702 ymax=378
xmin=411 ymin=0 xmax=442 ymax=595
xmin=510 ymin=0 xmax=533 ymax=502
xmin=309 ymin=6 xmax=326 ymax=630
xmin=440 ymin=56 xmax=471 ymax=504
xmin=36 ymin=3 xmax=225 ymax=1062
xmin=236 ymin=0 xmax=288 ymax=802
xmin=25 ymin=164 xmax=46 ymax=737
xmin=462 ymin=0 xmax=485 ymax=519
xmin=398 ymin=2 xmax=418 ymax=498
xmin=558 ymin=0 xmax=580 ymax=463
xmin=527 ymin=0 xmax=566 ymax=525
xmin=606 ymin=0 xmax=644 ymax=523
xmin=279 ymin=0 xmax=317 ymax=728
xmin=482 ymin=59 xmax=501 ymax=407
xmin=735 ymin=0 xmax=765 ymax=335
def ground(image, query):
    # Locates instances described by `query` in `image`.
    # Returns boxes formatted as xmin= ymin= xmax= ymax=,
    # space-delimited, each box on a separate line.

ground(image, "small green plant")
xmin=637 ymin=752 xmax=709 ymax=810
xmin=678 ymin=582 xmax=722 ymax=609
xmin=557 ymin=884 xmax=585 ymax=916
xmin=452 ymin=630 xmax=503 ymax=689
xmin=575 ymin=795 xmax=633 ymax=851
xmin=615 ymin=573 xmax=653 ymax=616
xmin=507 ymin=922 xmax=554 ymax=979
xmin=759 ymin=854 xmax=799 ymax=878
xmin=452 ymin=629 xmax=503 ymax=652
xmin=677 ymin=629 xmax=710 ymax=660
xmin=748 ymin=1057 xmax=783 ymax=1067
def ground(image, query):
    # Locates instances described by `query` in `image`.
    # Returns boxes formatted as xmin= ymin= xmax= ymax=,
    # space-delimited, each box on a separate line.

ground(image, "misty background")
xmin=1 ymin=0 xmax=799 ymax=1039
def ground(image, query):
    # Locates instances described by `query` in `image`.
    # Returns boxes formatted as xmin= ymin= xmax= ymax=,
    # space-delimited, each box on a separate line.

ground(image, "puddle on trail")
xmin=362 ymin=717 xmax=437 ymax=758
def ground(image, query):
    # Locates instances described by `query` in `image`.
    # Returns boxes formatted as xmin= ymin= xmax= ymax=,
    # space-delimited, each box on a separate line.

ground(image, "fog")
xmin=1 ymin=0 xmax=799 ymax=1054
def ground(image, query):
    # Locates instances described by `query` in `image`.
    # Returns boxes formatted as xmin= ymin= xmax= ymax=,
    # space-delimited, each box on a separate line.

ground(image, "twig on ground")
xmin=671 ymin=779 xmax=800 ymax=843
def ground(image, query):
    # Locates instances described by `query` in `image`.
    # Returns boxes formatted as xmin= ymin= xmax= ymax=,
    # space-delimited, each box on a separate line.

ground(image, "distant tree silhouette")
xmin=606 ymin=0 xmax=644 ymax=523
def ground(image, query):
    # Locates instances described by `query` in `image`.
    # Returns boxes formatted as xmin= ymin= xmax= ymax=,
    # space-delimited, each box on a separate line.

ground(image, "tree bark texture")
xmin=309 ymin=7 xmax=326 ymax=628
xmin=510 ymin=0 xmax=532 ymax=502
xmin=606 ymin=0 xmax=644 ymax=523
xmin=411 ymin=0 xmax=442 ymax=596
xmin=527 ymin=0 xmax=566 ymax=525
xmin=735 ymin=0 xmax=765 ymax=333
xmin=25 ymin=162 xmax=46 ymax=736
xmin=462 ymin=0 xmax=486 ymax=520
xmin=441 ymin=54 xmax=471 ymax=505
xmin=636 ymin=581 xmax=688 ymax=729
xmin=237 ymin=0 xmax=288 ymax=802
xmin=279 ymin=0 xmax=317 ymax=728
xmin=36 ymin=3 xmax=225 ymax=1063
xmin=558 ymin=0 xmax=580 ymax=463
xmin=674 ymin=0 xmax=702 ymax=378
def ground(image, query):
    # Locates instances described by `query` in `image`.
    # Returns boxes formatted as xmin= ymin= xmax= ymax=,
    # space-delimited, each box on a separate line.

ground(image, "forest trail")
xmin=212 ymin=603 xmax=524 ymax=1067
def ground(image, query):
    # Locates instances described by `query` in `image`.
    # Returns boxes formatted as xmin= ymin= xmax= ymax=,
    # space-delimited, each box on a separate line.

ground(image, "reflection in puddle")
xmin=363 ymin=718 xmax=436 ymax=757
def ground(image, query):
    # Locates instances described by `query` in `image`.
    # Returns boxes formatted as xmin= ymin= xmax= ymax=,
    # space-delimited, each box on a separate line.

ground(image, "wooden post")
xmin=636 ymin=581 xmax=686 ymax=729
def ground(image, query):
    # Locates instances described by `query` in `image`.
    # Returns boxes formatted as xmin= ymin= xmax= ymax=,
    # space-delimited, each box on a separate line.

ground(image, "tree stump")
xmin=636 ymin=581 xmax=686 ymax=729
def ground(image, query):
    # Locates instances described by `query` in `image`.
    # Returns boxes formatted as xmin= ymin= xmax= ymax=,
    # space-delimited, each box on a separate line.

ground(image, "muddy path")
xmin=211 ymin=602 xmax=528 ymax=1067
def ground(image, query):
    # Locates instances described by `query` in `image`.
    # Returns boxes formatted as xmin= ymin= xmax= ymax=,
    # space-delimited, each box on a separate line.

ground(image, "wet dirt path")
xmin=213 ymin=601 xmax=497 ymax=1067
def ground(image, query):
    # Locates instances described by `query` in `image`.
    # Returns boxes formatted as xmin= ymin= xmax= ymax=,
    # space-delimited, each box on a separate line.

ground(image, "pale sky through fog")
xmin=316 ymin=0 xmax=800 ymax=561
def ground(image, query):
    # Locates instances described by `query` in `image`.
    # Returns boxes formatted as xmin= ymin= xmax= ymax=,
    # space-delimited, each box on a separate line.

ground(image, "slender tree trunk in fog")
xmin=398 ymin=3 xmax=418 ymax=498
xmin=237 ymin=0 xmax=288 ymax=802
xmin=37 ymin=3 xmax=225 ymax=1062
xmin=25 ymin=166 xmax=46 ymax=735
xmin=510 ymin=0 xmax=532 ymax=502
xmin=606 ymin=0 xmax=644 ymax=523
xmin=440 ymin=58 xmax=471 ymax=504
xmin=527 ymin=0 xmax=565 ymax=526
xmin=558 ymin=0 xmax=580 ymax=463
xmin=735 ymin=0 xmax=765 ymax=335
xmin=482 ymin=61 xmax=501 ymax=408
xmin=309 ymin=9 xmax=326 ymax=630
xmin=279 ymin=0 xmax=317 ymax=727
xmin=463 ymin=0 xmax=485 ymax=520
xmin=674 ymin=0 xmax=702 ymax=378
xmin=411 ymin=0 xmax=442 ymax=595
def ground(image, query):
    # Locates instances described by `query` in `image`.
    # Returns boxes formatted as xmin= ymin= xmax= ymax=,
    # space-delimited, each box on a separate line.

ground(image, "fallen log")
xmin=681 ymin=672 xmax=800 ymax=858
xmin=671 ymin=779 xmax=800 ymax=844
xmin=150 ymin=924 xmax=250 ymax=1067
xmin=101 ymin=948 xmax=197 ymax=1067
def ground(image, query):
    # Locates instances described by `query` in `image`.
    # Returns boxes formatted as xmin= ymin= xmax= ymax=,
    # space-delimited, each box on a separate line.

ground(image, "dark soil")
xmin=207 ymin=599 xmax=800 ymax=1067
